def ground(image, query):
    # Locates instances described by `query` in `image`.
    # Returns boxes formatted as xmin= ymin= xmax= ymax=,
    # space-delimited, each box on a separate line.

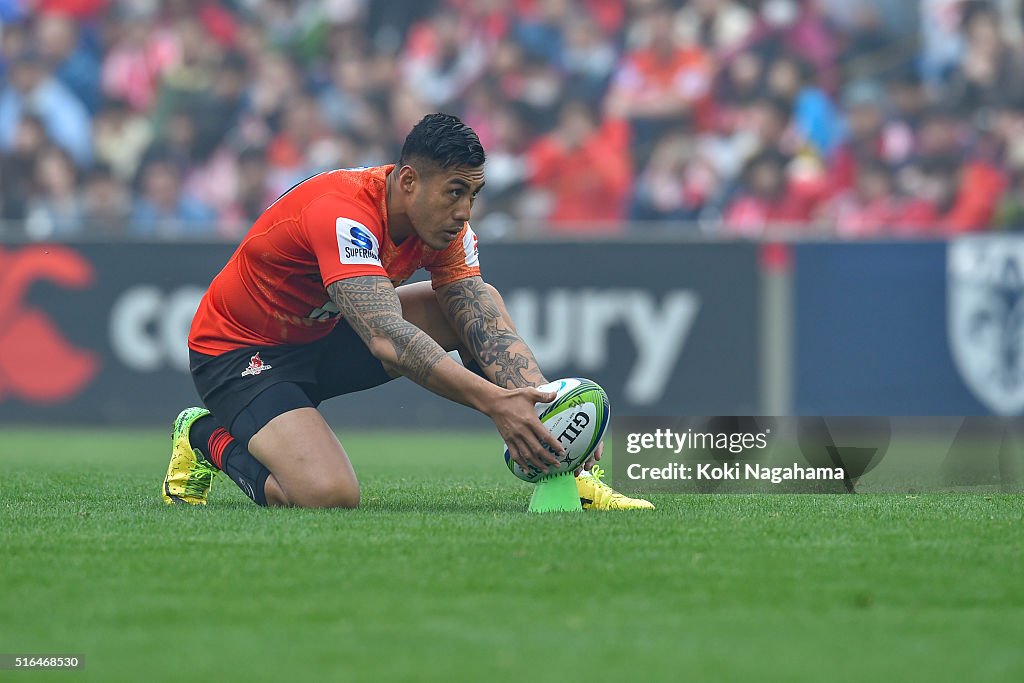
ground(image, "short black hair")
xmin=398 ymin=113 xmax=485 ymax=171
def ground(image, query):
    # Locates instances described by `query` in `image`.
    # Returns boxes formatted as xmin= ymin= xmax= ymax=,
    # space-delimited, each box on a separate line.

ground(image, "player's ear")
xmin=398 ymin=164 xmax=419 ymax=194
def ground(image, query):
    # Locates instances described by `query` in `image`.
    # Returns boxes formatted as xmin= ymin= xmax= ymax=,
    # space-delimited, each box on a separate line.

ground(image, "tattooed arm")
xmin=438 ymin=276 xmax=605 ymax=474
xmin=328 ymin=276 xmax=563 ymax=470
xmin=436 ymin=276 xmax=546 ymax=389
xmin=328 ymin=276 xmax=453 ymax=389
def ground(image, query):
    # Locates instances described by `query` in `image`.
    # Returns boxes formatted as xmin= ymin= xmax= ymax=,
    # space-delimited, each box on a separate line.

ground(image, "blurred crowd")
xmin=2 ymin=0 xmax=1024 ymax=240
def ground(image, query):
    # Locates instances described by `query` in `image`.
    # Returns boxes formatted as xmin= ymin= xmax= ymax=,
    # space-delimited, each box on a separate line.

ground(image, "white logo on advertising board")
xmin=505 ymin=289 xmax=700 ymax=405
xmin=949 ymin=237 xmax=1024 ymax=415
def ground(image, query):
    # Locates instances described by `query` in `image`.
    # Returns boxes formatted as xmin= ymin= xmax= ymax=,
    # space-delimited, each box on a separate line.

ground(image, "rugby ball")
xmin=504 ymin=377 xmax=610 ymax=483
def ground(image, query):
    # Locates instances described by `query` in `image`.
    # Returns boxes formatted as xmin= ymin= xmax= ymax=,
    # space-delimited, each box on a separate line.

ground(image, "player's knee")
xmin=296 ymin=476 xmax=360 ymax=509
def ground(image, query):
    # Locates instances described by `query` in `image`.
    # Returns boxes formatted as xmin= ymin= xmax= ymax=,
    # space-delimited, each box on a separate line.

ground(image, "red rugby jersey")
xmin=188 ymin=165 xmax=481 ymax=355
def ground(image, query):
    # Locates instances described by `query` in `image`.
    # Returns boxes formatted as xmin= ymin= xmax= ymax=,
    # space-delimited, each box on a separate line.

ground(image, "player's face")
xmin=410 ymin=164 xmax=485 ymax=250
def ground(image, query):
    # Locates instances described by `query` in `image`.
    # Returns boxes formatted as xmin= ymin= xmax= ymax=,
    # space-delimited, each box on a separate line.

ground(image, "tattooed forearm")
xmin=394 ymin=333 xmax=448 ymax=384
xmin=328 ymin=277 xmax=445 ymax=385
xmin=440 ymin=277 xmax=545 ymax=389
xmin=494 ymin=353 xmax=530 ymax=389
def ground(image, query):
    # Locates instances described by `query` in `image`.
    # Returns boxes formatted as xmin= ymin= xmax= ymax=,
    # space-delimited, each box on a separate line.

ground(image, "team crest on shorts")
xmin=241 ymin=352 xmax=272 ymax=377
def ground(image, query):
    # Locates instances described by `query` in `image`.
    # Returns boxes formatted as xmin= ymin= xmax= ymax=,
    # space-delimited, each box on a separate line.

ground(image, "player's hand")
xmin=576 ymin=440 xmax=603 ymax=476
xmin=489 ymin=387 xmax=565 ymax=474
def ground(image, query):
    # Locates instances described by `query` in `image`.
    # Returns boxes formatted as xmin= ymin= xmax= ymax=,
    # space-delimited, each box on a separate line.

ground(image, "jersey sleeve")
xmin=426 ymin=223 xmax=482 ymax=289
xmin=303 ymin=193 xmax=389 ymax=288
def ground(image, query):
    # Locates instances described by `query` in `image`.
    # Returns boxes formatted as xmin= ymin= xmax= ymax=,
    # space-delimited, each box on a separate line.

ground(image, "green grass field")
xmin=2 ymin=428 xmax=1023 ymax=682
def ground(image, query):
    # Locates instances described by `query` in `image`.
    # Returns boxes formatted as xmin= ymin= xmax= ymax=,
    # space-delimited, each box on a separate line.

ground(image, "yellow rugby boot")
xmin=576 ymin=465 xmax=655 ymax=511
xmin=162 ymin=407 xmax=219 ymax=505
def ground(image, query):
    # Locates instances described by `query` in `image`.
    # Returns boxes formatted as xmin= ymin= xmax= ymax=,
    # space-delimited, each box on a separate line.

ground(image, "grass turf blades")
xmin=1 ymin=428 xmax=1023 ymax=682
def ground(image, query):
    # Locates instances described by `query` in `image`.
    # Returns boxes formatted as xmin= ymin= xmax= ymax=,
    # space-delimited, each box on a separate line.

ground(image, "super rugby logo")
xmin=337 ymin=217 xmax=381 ymax=266
xmin=241 ymin=353 xmax=272 ymax=377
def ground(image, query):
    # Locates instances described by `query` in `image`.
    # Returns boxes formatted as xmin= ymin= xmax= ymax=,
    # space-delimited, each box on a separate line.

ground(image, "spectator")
xmin=524 ymin=99 xmax=631 ymax=232
xmin=193 ymin=51 xmax=250 ymax=154
xmin=0 ymin=49 xmax=93 ymax=164
xmin=746 ymin=0 xmax=839 ymax=84
xmin=896 ymin=157 xmax=961 ymax=234
xmin=560 ymin=13 xmax=618 ymax=104
xmin=388 ymin=86 xmax=432 ymax=150
xmin=245 ymin=51 xmax=303 ymax=139
xmin=946 ymin=157 xmax=1009 ymax=231
xmin=400 ymin=9 xmax=488 ymax=109
xmin=921 ymin=0 xmax=968 ymax=86
xmin=24 ymin=145 xmax=84 ymax=239
xmin=463 ymin=98 xmax=531 ymax=230
xmin=0 ymin=114 xmax=48 ymax=224
xmin=832 ymin=2 xmax=898 ymax=79
xmin=92 ymin=98 xmax=152 ymax=182
xmin=318 ymin=54 xmax=380 ymax=138
xmin=219 ymin=147 xmax=277 ymax=233
xmin=501 ymin=50 xmax=565 ymax=133
xmin=0 ymin=0 xmax=1022 ymax=238
xmin=148 ymin=17 xmax=220 ymax=140
xmin=751 ymin=95 xmax=800 ymax=157
xmin=946 ymin=0 xmax=1024 ymax=114
xmin=131 ymin=157 xmax=216 ymax=237
xmin=0 ymin=20 xmax=31 ymax=77
xmin=830 ymin=80 xmax=887 ymax=194
xmin=81 ymin=163 xmax=131 ymax=237
xmin=630 ymin=130 xmax=718 ymax=225
xmin=764 ymin=53 xmax=842 ymax=158
xmin=714 ymin=49 xmax=764 ymax=113
xmin=100 ymin=13 xmax=181 ymax=112
xmin=675 ymin=0 xmax=757 ymax=57
xmin=881 ymin=70 xmax=929 ymax=168
xmin=605 ymin=3 xmax=714 ymax=164
xmin=697 ymin=94 xmax=796 ymax=194
xmin=513 ymin=0 xmax=571 ymax=66
xmin=144 ymin=108 xmax=201 ymax=171
xmin=894 ymin=152 xmax=1006 ymax=233
xmin=723 ymin=150 xmax=817 ymax=235
xmin=819 ymin=158 xmax=902 ymax=237
xmin=913 ymin=105 xmax=968 ymax=169
xmin=35 ymin=11 xmax=102 ymax=113
xmin=992 ymin=96 xmax=1024 ymax=175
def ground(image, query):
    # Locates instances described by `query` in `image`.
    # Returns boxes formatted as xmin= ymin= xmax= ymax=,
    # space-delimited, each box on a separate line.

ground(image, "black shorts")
xmin=189 ymin=319 xmax=394 ymax=440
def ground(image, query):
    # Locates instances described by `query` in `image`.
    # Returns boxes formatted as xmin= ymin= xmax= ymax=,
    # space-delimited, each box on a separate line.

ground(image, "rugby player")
xmin=162 ymin=113 xmax=653 ymax=510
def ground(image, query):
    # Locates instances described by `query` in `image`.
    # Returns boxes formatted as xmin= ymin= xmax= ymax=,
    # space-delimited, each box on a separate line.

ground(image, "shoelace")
xmin=584 ymin=465 xmax=635 ymax=501
xmin=183 ymin=450 xmax=220 ymax=497
xmin=585 ymin=465 xmax=612 ymax=488
xmin=584 ymin=464 xmax=654 ymax=508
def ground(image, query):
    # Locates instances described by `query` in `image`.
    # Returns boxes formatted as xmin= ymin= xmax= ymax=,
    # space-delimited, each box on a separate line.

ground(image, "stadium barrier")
xmin=0 ymin=240 xmax=759 ymax=425
xmin=792 ymin=237 xmax=1024 ymax=416
xmin=2 ymin=236 xmax=1021 ymax=425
